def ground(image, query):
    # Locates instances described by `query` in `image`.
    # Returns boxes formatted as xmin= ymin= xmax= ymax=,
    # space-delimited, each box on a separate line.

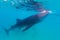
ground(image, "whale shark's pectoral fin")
xmin=22 ymin=24 xmax=34 ymax=32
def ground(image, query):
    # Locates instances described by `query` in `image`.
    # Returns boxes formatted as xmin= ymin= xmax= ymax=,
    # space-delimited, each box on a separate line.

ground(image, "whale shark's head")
xmin=38 ymin=9 xmax=52 ymax=17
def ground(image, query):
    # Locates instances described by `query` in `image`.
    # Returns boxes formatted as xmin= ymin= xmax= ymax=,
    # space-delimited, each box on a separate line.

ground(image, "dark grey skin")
xmin=15 ymin=0 xmax=43 ymax=11
xmin=4 ymin=12 xmax=49 ymax=35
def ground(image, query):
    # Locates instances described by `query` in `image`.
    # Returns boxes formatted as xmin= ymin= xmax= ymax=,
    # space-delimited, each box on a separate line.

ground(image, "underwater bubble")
xmin=10 ymin=1 xmax=15 ymax=6
xmin=3 ymin=0 xmax=8 ymax=2
xmin=48 ymin=10 xmax=53 ymax=14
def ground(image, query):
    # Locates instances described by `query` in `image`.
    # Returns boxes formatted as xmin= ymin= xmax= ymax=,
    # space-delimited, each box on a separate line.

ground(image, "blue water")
xmin=0 ymin=0 xmax=60 ymax=40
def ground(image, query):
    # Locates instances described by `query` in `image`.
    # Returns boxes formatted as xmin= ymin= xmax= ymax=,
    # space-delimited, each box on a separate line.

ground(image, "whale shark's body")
xmin=15 ymin=0 xmax=42 ymax=11
xmin=4 ymin=10 xmax=49 ymax=35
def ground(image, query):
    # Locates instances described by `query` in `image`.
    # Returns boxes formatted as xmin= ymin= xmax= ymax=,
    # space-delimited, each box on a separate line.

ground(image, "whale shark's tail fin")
xmin=4 ymin=28 xmax=9 ymax=36
xmin=2 ymin=28 xmax=9 ymax=36
xmin=1 ymin=26 xmax=9 ymax=36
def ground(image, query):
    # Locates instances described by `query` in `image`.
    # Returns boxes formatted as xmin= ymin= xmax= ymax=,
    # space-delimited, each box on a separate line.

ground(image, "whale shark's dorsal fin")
xmin=16 ymin=19 xmax=22 ymax=23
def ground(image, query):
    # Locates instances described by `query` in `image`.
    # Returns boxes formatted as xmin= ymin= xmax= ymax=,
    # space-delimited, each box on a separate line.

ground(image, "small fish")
xmin=4 ymin=10 xmax=50 ymax=35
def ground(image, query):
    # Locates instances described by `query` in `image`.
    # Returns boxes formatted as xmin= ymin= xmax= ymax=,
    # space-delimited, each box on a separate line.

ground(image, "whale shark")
xmin=4 ymin=10 xmax=50 ymax=35
xmin=14 ymin=0 xmax=43 ymax=11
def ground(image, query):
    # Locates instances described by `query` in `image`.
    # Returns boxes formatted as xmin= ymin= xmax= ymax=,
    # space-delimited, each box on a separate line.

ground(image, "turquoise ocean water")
xmin=0 ymin=0 xmax=60 ymax=40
